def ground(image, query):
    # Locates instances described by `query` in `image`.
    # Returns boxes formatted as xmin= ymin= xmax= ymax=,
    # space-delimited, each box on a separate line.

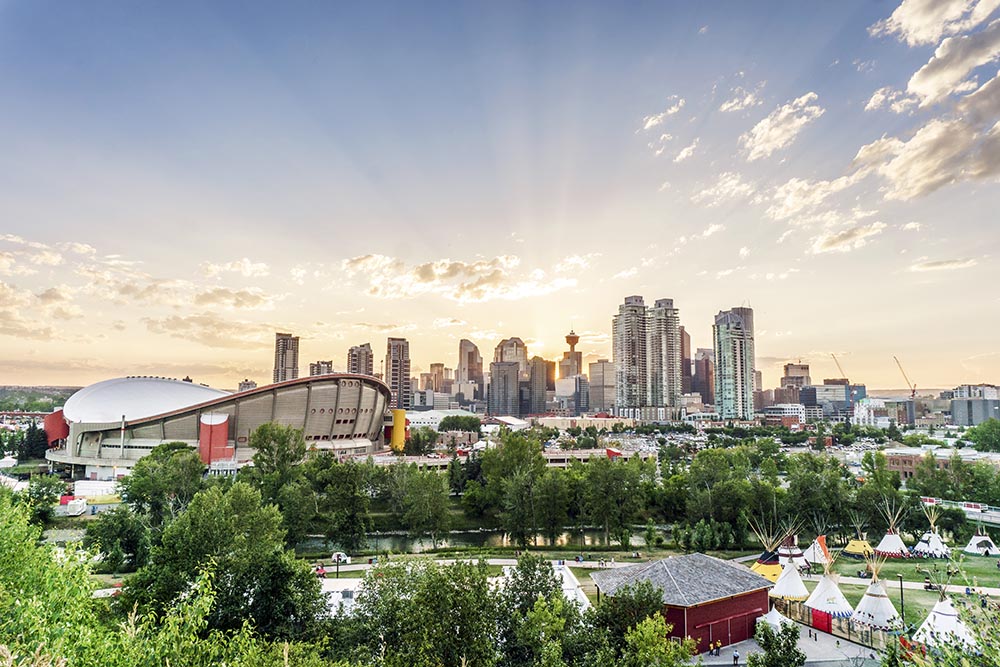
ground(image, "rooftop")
xmin=63 ymin=376 xmax=230 ymax=424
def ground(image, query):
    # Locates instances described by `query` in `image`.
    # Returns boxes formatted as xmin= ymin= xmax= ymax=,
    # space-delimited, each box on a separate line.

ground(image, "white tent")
xmin=805 ymin=573 xmax=853 ymax=618
xmin=760 ymin=605 xmax=792 ymax=629
xmin=913 ymin=597 xmax=977 ymax=650
xmin=803 ymin=537 xmax=830 ymax=565
xmin=963 ymin=529 xmax=1000 ymax=557
xmin=875 ymin=498 xmax=910 ymax=558
xmin=770 ymin=561 xmax=809 ymax=601
xmin=912 ymin=531 xmax=950 ymax=558
xmin=851 ymin=579 xmax=900 ymax=630
xmin=777 ymin=535 xmax=809 ymax=569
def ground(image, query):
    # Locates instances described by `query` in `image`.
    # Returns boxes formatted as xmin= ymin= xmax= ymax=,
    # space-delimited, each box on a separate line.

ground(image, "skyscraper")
xmin=588 ymin=359 xmax=616 ymax=412
xmin=429 ymin=362 xmax=445 ymax=392
xmin=457 ymin=339 xmax=484 ymax=399
xmin=238 ymin=378 xmax=258 ymax=393
xmin=558 ymin=330 xmax=583 ymax=379
xmin=273 ymin=333 xmax=300 ymax=384
xmin=713 ymin=307 xmax=756 ymax=420
xmin=528 ymin=356 xmax=549 ymax=415
xmin=680 ymin=326 xmax=692 ymax=395
xmin=494 ymin=337 xmax=529 ymax=378
xmin=347 ymin=343 xmax=374 ymax=375
xmin=385 ymin=337 xmax=412 ymax=409
xmin=309 ymin=360 xmax=333 ymax=376
xmin=488 ymin=361 xmax=520 ymax=416
xmin=781 ymin=363 xmax=811 ymax=388
xmin=692 ymin=349 xmax=715 ymax=405
xmin=613 ymin=296 xmax=648 ymax=412
xmin=646 ymin=298 xmax=682 ymax=409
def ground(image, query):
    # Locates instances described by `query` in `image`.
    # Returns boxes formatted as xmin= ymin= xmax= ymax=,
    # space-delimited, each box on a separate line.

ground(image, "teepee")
xmin=874 ymin=498 xmax=910 ymax=558
xmin=760 ymin=605 xmax=792 ymax=629
xmin=748 ymin=515 xmax=784 ymax=583
xmin=912 ymin=505 xmax=950 ymax=558
xmin=770 ymin=560 xmax=809 ymax=600
xmin=777 ymin=533 xmax=809 ymax=570
xmin=803 ymin=534 xmax=831 ymax=566
xmin=963 ymin=526 xmax=1000 ymax=557
xmin=850 ymin=554 xmax=900 ymax=630
xmin=843 ymin=511 xmax=875 ymax=559
xmin=805 ymin=547 xmax=853 ymax=618
xmin=913 ymin=597 xmax=977 ymax=650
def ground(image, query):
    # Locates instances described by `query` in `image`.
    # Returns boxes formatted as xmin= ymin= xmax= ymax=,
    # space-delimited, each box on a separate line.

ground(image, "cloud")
xmin=870 ymin=0 xmax=1000 ymax=46
xmin=143 ymin=313 xmax=272 ymax=349
xmin=58 ymin=242 xmax=98 ymax=256
xmin=193 ymin=287 xmax=277 ymax=310
xmin=766 ymin=173 xmax=862 ymax=220
xmin=698 ymin=223 xmax=725 ymax=239
xmin=739 ymin=247 xmax=751 ymax=258
xmin=612 ymin=267 xmax=638 ymax=280
xmin=719 ymin=83 xmax=765 ymax=112
xmin=341 ymin=254 xmax=576 ymax=303
xmin=692 ymin=172 xmax=755 ymax=206
xmin=907 ymin=19 xmax=1000 ymax=103
xmin=865 ymin=86 xmax=918 ymax=113
xmin=201 ymin=257 xmax=271 ymax=278
xmin=699 ymin=25 xmax=709 ymax=35
xmin=909 ymin=257 xmax=978 ymax=271
xmin=901 ymin=222 xmax=923 ymax=231
xmin=0 ymin=281 xmax=56 ymax=340
xmin=641 ymin=96 xmax=685 ymax=131
xmin=673 ymin=138 xmax=699 ymax=162
xmin=353 ymin=322 xmax=418 ymax=333
xmin=554 ymin=254 xmax=601 ymax=272
xmin=432 ymin=317 xmax=467 ymax=328
xmin=810 ymin=222 xmax=887 ymax=253
xmin=740 ymin=92 xmax=825 ymax=160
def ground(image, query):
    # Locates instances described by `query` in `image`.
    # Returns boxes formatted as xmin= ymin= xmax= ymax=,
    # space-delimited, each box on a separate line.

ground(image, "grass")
xmin=831 ymin=553 xmax=1000 ymax=588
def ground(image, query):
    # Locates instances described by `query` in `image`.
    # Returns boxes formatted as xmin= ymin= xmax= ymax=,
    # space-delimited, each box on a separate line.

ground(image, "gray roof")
xmin=590 ymin=553 xmax=773 ymax=607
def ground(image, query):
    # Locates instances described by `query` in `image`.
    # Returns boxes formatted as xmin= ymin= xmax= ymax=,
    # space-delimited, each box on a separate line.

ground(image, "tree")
xmin=23 ymin=474 xmax=66 ymax=525
xmin=120 ymin=481 xmax=326 ymax=639
xmin=591 ymin=580 xmax=664 ymax=655
xmin=119 ymin=441 xmax=206 ymax=527
xmin=968 ymin=419 xmax=1000 ymax=452
xmin=437 ymin=414 xmax=482 ymax=435
xmin=617 ymin=614 xmax=696 ymax=667
xmin=583 ymin=456 xmax=642 ymax=546
xmin=308 ymin=455 xmax=372 ymax=552
xmin=21 ymin=422 xmax=49 ymax=459
xmin=404 ymin=426 xmax=437 ymax=456
xmin=84 ymin=504 xmax=151 ymax=572
xmin=402 ymin=468 xmax=451 ymax=546
xmin=250 ymin=422 xmax=306 ymax=491
xmin=534 ymin=467 xmax=570 ymax=544
xmin=747 ymin=622 xmax=806 ymax=667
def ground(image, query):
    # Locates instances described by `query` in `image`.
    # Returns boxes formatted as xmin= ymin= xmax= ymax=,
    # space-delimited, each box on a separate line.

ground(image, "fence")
xmin=775 ymin=600 xmax=894 ymax=652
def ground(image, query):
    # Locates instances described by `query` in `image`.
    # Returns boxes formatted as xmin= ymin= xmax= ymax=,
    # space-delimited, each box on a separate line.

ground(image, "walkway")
xmin=697 ymin=621 xmax=880 ymax=667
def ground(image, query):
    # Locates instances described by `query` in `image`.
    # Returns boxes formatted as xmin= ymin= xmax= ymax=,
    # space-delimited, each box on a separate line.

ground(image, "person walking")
xmin=733 ymin=648 xmax=740 ymax=665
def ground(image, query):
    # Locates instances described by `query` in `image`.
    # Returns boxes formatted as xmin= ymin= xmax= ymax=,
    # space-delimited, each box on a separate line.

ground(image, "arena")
xmin=45 ymin=374 xmax=391 ymax=480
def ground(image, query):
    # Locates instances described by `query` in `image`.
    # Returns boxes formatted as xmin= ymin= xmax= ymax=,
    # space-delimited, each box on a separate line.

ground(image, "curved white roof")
xmin=63 ymin=377 xmax=230 ymax=424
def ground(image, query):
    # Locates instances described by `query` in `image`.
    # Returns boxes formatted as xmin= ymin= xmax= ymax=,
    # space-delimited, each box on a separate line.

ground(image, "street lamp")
xmin=897 ymin=574 xmax=905 ymax=627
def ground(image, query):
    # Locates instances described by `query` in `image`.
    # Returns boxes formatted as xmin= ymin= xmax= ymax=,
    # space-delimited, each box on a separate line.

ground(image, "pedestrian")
xmin=716 ymin=640 xmax=722 ymax=656
xmin=733 ymin=648 xmax=740 ymax=665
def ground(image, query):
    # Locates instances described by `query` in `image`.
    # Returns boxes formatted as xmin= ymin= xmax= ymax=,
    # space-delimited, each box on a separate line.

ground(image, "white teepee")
xmin=777 ymin=534 xmax=809 ymax=569
xmin=913 ymin=505 xmax=950 ymax=558
xmin=804 ymin=549 xmax=852 ymax=618
xmin=770 ymin=561 xmax=809 ymax=601
xmin=963 ymin=528 xmax=1000 ymax=556
xmin=803 ymin=536 xmax=830 ymax=565
xmin=874 ymin=498 xmax=910 ymax=558
xmin=850 ymin=556 xmax=900 ymax=630
xmin=913 ymin=597 xmax=977 ymax=650
xmin=760 ymin=605 xmax=792 ymax=629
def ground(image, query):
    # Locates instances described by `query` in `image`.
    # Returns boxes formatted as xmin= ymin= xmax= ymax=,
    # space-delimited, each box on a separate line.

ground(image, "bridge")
xmin=922 ymin=496 xmax=1000 ymax=528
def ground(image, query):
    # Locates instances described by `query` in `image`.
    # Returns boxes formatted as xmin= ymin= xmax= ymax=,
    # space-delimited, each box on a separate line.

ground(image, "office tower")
xmin=527 ymin=356 xmax=549 ymax=415
xmin=429 ymin=363 xmax=445 ymax=392
xmin=713 ymin=307 xmax=755 ymax=420
xmin=347 ymin=343 xmax=374 ymax=376
xmin=273 ymin=333 xmax=300 ymax=384
xmin=238 ymin=378 xmax=257 ymax=393
xmin=457 ymin=339 xmax=484 ymax=398
xmin=309 ymin=360 xmax=334 ymax=376
xmin=647 ymin=298 xmax=682 ymax=409
xmin=613 ymin=296 xmax=648 ymax=411
xmin=781 ymin=363 xmax=811 ymax=388
xmin=494 ymin=337 xmax=529 ymax=378
xmin=419 ymin=372 xmax=434 ymax=390
xmin=588 ymin=359 xmax=616 ymax=412
xmin=558 ymin=330 xmax=583 ymax=379
xmin=692 ymin=348 xmax=715 ymax=405
xmin=385 ymin=337 xmax=412 ymax=409
xmin=488 ymin=361 xmax=520 ymax=416
xmin=680 ymin=326 xmax=692 ymax=395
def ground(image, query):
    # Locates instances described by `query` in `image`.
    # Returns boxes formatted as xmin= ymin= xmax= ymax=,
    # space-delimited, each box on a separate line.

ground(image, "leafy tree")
xmin=21 ymin=422 xmax=49 ymax=459
xmin=583 ymin=456 xmax=642 ymax=546
xmin=120 ymin=481 xmax=326 ymax=639
xmin=535 ymin=467 xmax=570 ymax=544
xmin=503 ymin=467 xmax=538 ymax=547
xmin=591 ymin=580 xmax=664 ymax=656
xmin=437 ymin=414 xmax=482 ymax=435
xmin=405 ymin=426 xmax=438 ymax=456
xmin=747 ymin=621 xmax=806 ymax=667
xmin=618 ymin=614 xmax=696 ymax=667
xmin=119 ymin=441 xmax=206 ymax=528
xmin=968 ymin=419 xmax=1000 ymax=452
xmin=23 ymin=474 xmax=66 ymax=525
xmin=250 ymin=422 xmax=306 ymax=492
xmin=308 ymin=455 xmax=372 ymax=552
xmin=402 ymin=468 xmax=451 ymax=546
xmin=84 ymin=504 xmax=151 ymax=572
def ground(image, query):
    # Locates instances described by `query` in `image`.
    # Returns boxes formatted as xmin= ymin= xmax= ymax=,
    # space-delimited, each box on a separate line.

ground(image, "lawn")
xmin=831 ymin=552 xmax=1000 ymax=588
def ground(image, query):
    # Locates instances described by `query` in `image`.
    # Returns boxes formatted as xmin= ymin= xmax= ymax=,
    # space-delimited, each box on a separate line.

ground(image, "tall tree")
xmin=119 ymin=441 xmax=206 ymax=528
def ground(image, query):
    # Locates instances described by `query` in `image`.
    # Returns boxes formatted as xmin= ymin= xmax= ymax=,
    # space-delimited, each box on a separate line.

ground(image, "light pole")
xmin=897 ymin=574 xmax=905 ymax=627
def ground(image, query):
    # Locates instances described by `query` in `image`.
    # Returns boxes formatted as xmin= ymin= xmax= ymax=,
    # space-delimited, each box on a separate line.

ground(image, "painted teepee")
xmin=748 ymin=515 xmax=784 ymax=583
xmin=874 ymin=498 xmax=910 ymax=558
xmin=805 ymin=545 xmax=853 ymax=618
xmin=912 ymin=504 xmax=950 ymax=558
xmin=912 ymin=566 xmax=977 ymax=651
xmin=842 ymin=511 xmax=875 ymax=559
xmin=777 ymin=533 xmax=809 ymax=570
xmin=963 ymin=526 xmax=1000 ymax=557
xmin=803 ymin=535 xmax=831 ymax=566
xmin=770 ymin=560 xmax=809 ymax=600
xmin=850 ymin=554 xmax=900 ymax=630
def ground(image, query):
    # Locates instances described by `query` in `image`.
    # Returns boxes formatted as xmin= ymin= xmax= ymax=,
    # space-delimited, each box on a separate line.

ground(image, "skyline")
xmin=1 ymin=1 xmax=999 ymax=389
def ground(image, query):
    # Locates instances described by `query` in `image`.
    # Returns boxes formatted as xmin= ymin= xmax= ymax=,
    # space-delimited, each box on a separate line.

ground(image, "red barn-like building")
xmin=591 ymin=553 xmax=773 ymax=652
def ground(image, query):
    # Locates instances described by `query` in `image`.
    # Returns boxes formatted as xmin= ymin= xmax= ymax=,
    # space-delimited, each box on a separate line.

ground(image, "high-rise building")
xmin=558 ymin=330 xmax=583 ymax=379
xmin=528 ymin=356 xmax=549 ymax=415
xmin=309 ymin=360 xmax=334 ymax=376
xmin=713 ymin=308 xmax=755 ymax=420
xmin=647 ymin=298 xmax=682 ymax=409
xmin=273 ymin=333 xmax=300 ymax=384
xmin=488 ymin=361 xmax=520 ymax=416
xmin=494 ymin=337 xmax=529 ymax=378
xmin=692 ymin=348 xmax=715 ymax=406
xmin=680 ymin=326 xmax=692 ymax=395
xmin=781 ymin=363 xmax=811 ymax=388
xmin=588 ymin=359 xmax=616 ymax=412
xmin=238 ymin=378 xmax=257 ymax=393
xmin=613 ymin=296 xmax=648 ymax=412
xmin=457 ymin=339 xmax=484 ymax=391
xmin=429 ymin=363 xmax=445 ymax=392
xmin=385 ymin=337 xmax=412 ymax=409
xmin=347 ymin=343 xmax=374 ymax=376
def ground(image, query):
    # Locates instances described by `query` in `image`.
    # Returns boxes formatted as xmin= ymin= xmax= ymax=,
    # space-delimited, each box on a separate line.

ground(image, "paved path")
xmin=697 ymin=621 xmax=880 ymax=667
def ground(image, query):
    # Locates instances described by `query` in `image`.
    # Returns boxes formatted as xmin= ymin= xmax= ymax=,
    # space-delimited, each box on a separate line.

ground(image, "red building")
xmin=591 ymin=553 xmax=773 ymax=652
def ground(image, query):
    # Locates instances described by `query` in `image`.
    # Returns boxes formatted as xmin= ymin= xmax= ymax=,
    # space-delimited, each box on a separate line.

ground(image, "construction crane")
xmin=893 ymin=356 xmax=917 ymax=399
xmin=832 ymin=353 xmax=857 ymax=409
xmin=831 ymin=353 xmax=847 ymax=379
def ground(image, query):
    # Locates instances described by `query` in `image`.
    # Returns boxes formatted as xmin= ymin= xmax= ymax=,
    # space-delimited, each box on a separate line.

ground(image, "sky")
xmin=1 ymin=0 xmax=998 ymax=391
